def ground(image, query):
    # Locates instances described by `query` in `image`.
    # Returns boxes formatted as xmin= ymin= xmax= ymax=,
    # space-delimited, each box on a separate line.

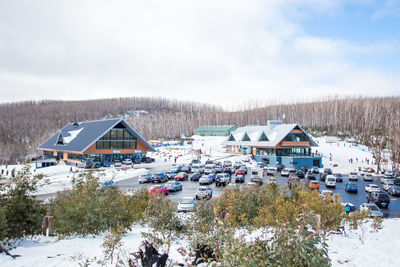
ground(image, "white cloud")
xmin=0 ymin=0 xmax=398 ymax=108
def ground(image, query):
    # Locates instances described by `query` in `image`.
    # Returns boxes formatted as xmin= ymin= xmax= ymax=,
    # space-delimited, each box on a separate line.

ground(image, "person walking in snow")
xmin=345 ymin=203 xmax=351 ymax=214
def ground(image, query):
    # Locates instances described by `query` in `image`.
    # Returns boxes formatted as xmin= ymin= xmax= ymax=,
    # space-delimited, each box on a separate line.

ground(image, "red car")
xmin=175 ymin=172 xmax=188 ymax=181
xmin=235 ymin=169 xmax=245 ymax=176
xmin=149 ymin=185 xmax=169 ymax=195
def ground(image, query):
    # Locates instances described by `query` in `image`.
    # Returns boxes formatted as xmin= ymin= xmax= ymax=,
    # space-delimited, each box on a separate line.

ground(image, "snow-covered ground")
xmin=1 ymin=219 xmax=400 ymax=266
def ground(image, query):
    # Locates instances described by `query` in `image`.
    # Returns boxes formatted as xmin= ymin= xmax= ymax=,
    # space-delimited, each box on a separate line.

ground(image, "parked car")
xmin=215 ymin=165 xmax=223 ymax=173
xmin=190 ymin=159 xmax=201 ymax=165
xmin=233 ymin=161 xmax=242 ymax=169
xmin=195 ymin=186 xmax=213 ymax=200
xmin=149 ymin=185 xmax=169 ymax=195
xmin=214 ymin=161 xmax=222 ymax=166
xmin=348 ymin=172 xmax=358 ymax=181
xmin=240 ymin=165 xmax=248 ymax=174
xmin=204 ymin=164 xmax=217 ymax=175
xmin=334 ymin=173 xmax=343 ymax=183
xmin=276 ymin=164 xmax=285 ymax=172
xmin=190 ymin=172 xmax=202 ymax=181
xmin=166 ymin=171 xmax=176 ymax=180
xmin=235 ymin=169 xmax=246 ymax=176
xmin=250 ymin=177 xmax=263 ymax=185
xmin=139 ymin=174 xmax=152 ymax=183
xmin=383 ymin=180 xmax=395 ymax=191
xmin=246 ymin=182 xmax=259 ymax=188
xmin=181 ymin=165 xmax=191 ymax=173
xmin=367 ymin=192 xmax=390 ymax=208
xmin=85 ymin=161 xmax=101 ymax=169
xmin=256 ymin=162 xmax=265 ymax=168
xmin=312 ymin=167 xmax=320 ymax=174
xmin=113 ymin=160 xmax=122 ymax=167
xmin=360 ymin=203 xmax=383 ymax=218
xmin=102 ymin=161 xmax=111 ymax=167
xmin=296 ymin=170 xmax=305 ymax=178
xmin=306 ymin=172 xmax=317 ymax=180
xmin=205 ymin=160 xmax=214 ymax=165
xmin=223 ymin=160 xmax=232 ymax=167
xmin=320 ymin=190 xmax=333 ymax=200
xmin=223 ymin=167 xmax=235 ymax=175
xmin=215 ymin=173 xmax=231 ymax=186
xmin=319 ymin=173 xmax=328 ymax=182
xmin=267 ymin=177 xmax=277 ymax=185
xmin=365 ymin=184 xmax=380 ymax=193
xmin=102 ymin=180 xmax=115 ymax=190
xmin=325 ymin=175 xmax=336 ymax=188
xmin=166 ymin=181 xmax=183 ymax=192
xmin=191 ymin=164 xmax=205 ymax=174
xmin=308 ymin=180 xmax=320 ymax=190
xmin=170 ymin=165 xmax=183 ymax=173
xmin=199 ymin=175 xmax=213 ymax=185
xmin=265 ymin=167 xmax=276 ymax=176
xmin=345 ymin=183 xmax=358 ymax=193
xmin=122 ymin=158 xmax=132 ymax=165
xmin=342 ymin=202 xmax=356 ymax=213
xmin=388 ymin=185 xmax=400 ymax=196
xmin=324 ymin=168 xmax=332 ymax=175
xmin=175 ymin=172 xmax=189 ymax=181
xmin=281 ymin=168 xmax=290 ymax=177
xmin=235 ymin=174 xmax=245 ymax=183
xmin=177 ymin=197 xmax=197 ymax=212
xmin=363 ymin=173 xmax=374 ymax=182
xmin=152 ymin=173 xmax=168 ymax=183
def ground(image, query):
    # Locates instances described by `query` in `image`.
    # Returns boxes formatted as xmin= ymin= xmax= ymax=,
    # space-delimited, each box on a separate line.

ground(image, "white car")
xmin=363 ymin=174 xmax=374 ymax=182
xmin=360 ymin=203 xmax=383 ymax=218
xmin=265 ymin=167 xmax=276 ymax=175
xmin=195 ymin=186 xmax=212 ymax=200
xmin=122 ymin=158 xmax=132 ymax=165
xmin=348 ymin=172 xmax=358 ymax=181
xmin=325 ymin=175 xmax=336 ymax=188
xmin=177 ymin=197 xmax=197 ymax=212
xmin=267 ymin=177 xmax=277 ymax=184
xmin=320 ymin=190 xmax=333 ymax=200
xmin=281 ymin=168 xmax=290 ymax=177
xmin=383 ymin=180 xmax=395 ymax=191
xmin=199 ymin=175 xmax=213 ymax=185
xmin=365 ymin=184 xmax=380 ymax=193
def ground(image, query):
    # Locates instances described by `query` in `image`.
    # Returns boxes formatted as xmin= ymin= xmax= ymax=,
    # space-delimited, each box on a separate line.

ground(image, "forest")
xmin=0 ymin=96 xmax=399 ymax=164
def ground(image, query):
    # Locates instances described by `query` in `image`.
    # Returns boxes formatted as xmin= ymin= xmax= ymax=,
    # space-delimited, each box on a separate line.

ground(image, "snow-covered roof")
xmin=39 ymin=118 xmax=155 ymax=153
xmin=223 ymin=123 xmax=318 ymax=147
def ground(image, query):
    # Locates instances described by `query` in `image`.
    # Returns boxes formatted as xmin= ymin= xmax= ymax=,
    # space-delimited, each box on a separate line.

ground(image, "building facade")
xmin=39 ymin=118 xmax=155 ymax=166
xmin=194 ymin=125 xmax=237 ymax=136
xmin=223 ymin=121 xmax=322 ymax=169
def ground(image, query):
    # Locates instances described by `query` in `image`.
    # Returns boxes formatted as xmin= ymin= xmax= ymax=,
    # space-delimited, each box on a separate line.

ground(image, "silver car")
xmin=360 ymin=203 xmax=383 ymax=218
xmin=196 ymin=186 xmax=212 ymax=200
xmin=177 ymin=197 xmax=197 ymax=212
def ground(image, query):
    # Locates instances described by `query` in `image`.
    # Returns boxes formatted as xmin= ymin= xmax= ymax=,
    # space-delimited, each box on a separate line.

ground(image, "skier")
xmin=345 ymin=203 xmax=351 ymax=214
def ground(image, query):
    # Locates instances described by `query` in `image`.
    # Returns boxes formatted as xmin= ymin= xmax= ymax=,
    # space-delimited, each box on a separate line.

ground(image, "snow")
xmin=62 ymin=128 xmax=83 ymax=144
xmin=1 ymin=219 xmax=400 ymax=266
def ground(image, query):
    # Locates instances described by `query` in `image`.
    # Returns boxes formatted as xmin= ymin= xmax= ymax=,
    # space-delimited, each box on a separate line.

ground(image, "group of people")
xmin=0 ymin=166 xmax=16 ymax=178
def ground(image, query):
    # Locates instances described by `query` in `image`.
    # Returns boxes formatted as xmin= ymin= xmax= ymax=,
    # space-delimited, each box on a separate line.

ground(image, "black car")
xmin=205 ymin=160 xmax=214 ymax=165
xmin=334 ymin=173 xmax=343 ymax=183
xmin=235 ymin=174 xmax=245 ymax=183
xmin=223 ymin=167 xmax=235 ymax=175
xmin=319 ymin=173 xmax=328 ymax=182
xmin=306 ymin=172 xmax=317 ymax=180
xmin=324 ymin=168 xmax=333 ymax=175
xmin=190 ymin=159 xmax=201 ymax=165
xmin=367 ymin=192 xmax=391 ymax=208
xmin=181 ymin=165 xmax=191 ymax=173
xmin=276 ymin=164 xmax=285 ymax=172
xmin=394 ymin=177 xmax=400 ymax=186
xmin=251 ymin=177 xmax=263 ymax=185
xmin=300 ymin=166 xmax=309 ymax=173
xmin=190 ymin=172 xmax=202 ymax=181
xmin=296 ymin=170 xmax=305 ymax=178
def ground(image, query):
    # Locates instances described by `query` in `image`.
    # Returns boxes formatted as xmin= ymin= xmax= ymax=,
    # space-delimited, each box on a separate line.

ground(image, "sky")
xmin=0 ymin=0 xmax=399 ymax=108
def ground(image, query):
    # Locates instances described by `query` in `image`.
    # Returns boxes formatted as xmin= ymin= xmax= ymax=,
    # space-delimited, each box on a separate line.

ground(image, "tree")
xmin=362 ymin=129 xmax=390 ymax=173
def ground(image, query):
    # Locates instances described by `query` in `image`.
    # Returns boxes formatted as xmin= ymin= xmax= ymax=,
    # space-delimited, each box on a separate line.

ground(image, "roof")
xmin=194 ymin=125 xmax=237 ymax=132
xmin=223 ymin=123 xmax=318 ymax=147
xmin=39 ymin=118 xmax=155 ymax=153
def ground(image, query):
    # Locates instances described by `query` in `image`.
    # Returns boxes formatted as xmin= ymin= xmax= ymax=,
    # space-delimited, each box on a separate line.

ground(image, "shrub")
xmin=0 ymin=164 xmax=46 ymax=241
xmin=52 ymin=172 xmax=149 ymax=237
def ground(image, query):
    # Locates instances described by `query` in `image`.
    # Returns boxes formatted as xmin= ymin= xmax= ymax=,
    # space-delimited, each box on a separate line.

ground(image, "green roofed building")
xmin=194 ymin=125 xmax=237 ymax=136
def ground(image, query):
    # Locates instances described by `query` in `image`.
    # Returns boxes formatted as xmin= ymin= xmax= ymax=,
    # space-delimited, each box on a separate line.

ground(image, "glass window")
xmin=117 ymin=129 xmax=124 ymax=140
xmin=110 ymin=130 xmax=118 ymax=140
xmin=96 ymin=141 xmax=104 ymax=149
xmin=103 ymin=141 xmax=111 ymax=149
xmin=101 ymin=131 xmax=111 ymax=140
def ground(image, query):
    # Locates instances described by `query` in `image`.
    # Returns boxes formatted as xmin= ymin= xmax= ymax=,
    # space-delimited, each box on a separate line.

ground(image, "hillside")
xmin=1 ymin=96 xmax=400 ymax=163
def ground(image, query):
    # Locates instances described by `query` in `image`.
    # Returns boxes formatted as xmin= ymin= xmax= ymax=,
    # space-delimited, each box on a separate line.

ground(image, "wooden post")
xmin=42 ymin=215 xmax=55 ymax=236
xmin=315 ymin=214 xmax=321 ymax=235
xmin=333 ymin=193 xmax=341 ymax=204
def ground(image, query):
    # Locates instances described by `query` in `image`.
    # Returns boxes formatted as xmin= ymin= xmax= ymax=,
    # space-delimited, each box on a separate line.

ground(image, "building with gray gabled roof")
xmin=223 ymin=120 xmax=321 ymax=169
xmin=39 ymin=118 xmax=154 ymax=166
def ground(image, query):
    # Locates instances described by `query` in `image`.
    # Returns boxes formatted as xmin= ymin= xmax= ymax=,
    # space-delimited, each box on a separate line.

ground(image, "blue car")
xmin=345 ymin=182 xmax=358 ymax=193
xmin=102 ymin=161 xmax=111 ymax=167
xmin=166 ymin=171 xmax=176 ymax=180
xmin=166 ymin=181 xmax=183 ymax=192
xmin=102 ymin=180 xmax=115 ymax=190
xmin=208 ymin=173 xmax=217 ymax=182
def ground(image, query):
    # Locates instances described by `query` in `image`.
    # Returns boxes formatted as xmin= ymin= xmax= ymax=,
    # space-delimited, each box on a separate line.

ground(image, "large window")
xmin=283 ymin=132 xmax=310 ymax=142
xmin=96 ymin=127 xmax=137 ymax=150
xmin=68 ymin=153 xmax=83 ymax=161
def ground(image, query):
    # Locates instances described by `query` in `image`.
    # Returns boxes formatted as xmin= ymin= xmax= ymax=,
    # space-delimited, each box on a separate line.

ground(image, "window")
xmin=283 ymin=132 xmax=309 ymax=142
xmin=242 ymin=133 xmax=250 ymax=141
xmin=56 ymin=133 xmax=65 ymax=145
xmin=96 ymin=141 xmax=104 ymax=149
xmin=259 ymin=132 xmax=269 ymax=141
xmin=228 ymin=134 xmax=235 ymax=141
xmin=96 ymin=127 xmax=138 ymax=150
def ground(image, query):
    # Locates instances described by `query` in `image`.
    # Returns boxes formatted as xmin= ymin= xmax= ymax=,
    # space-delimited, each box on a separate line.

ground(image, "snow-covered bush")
xmin=51 ymin=171 xmax=149 ymax=237
xmin=0 ymin=164 xmax=46 ymax=242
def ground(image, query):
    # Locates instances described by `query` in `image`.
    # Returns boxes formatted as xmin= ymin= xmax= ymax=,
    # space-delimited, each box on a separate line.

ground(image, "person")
xmin=70 ymin=166 xmax=73 ymax=173
xmin=345 ymin=203 xmax=351 ymax=214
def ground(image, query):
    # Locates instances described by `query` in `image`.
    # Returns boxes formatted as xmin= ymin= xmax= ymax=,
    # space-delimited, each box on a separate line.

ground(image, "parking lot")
xmin=115 ymin=165 xmax=400 ymax=217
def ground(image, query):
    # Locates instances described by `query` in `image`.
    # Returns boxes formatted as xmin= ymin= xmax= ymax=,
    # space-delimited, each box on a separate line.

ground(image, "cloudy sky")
xmin=0 ymin=0 xmax=399 ymax=108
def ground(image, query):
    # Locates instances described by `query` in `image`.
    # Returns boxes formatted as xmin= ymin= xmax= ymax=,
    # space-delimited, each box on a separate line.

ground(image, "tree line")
xmin=0 ymin=96 xmax=399 ymax=165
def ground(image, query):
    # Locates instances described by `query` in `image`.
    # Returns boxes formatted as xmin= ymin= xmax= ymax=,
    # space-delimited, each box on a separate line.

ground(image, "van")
xmin=191 ymin=164 xmax=205 ymax=174
xmin=325 ymin=175 xmax=336 ymax=188
xmin=204 ymin=164 xmax=216 ymax=175
xmin=251 ymin=168 xmax=263 ymax=179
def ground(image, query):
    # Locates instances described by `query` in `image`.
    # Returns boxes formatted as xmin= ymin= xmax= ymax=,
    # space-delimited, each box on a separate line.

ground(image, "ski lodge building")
xmin=222 ymin=120 xmax=322 ymax=169
xmin=38 ymin=118 xmax=155 ymax=166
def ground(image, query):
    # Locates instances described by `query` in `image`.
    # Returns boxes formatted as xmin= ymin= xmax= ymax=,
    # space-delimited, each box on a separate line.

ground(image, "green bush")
xmin=52 ymin=172 xmax=149 ymax=237
xmin=0 ymin=164 xmax=46 ymax=241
